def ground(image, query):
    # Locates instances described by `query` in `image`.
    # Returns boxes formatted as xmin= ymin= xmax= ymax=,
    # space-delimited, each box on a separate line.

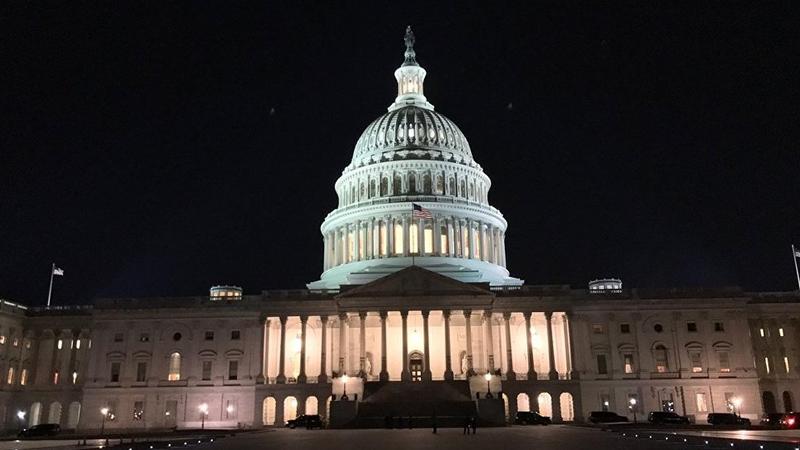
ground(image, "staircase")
xmin=346 ymin=380 xmax=478 ymax=428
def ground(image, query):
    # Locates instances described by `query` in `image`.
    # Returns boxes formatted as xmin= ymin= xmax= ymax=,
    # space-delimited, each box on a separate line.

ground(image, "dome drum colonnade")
xmin=309 ymin=26 xmax=521 ymax=289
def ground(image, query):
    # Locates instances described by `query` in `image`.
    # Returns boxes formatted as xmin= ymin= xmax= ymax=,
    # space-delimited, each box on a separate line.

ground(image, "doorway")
xmin=409 ymin=352 xmax=423 ymax=382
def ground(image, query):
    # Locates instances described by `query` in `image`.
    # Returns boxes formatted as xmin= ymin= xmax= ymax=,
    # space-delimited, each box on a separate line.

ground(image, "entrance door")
xmin=165 ymin=400 xmax=178 ymax=428
xmin=409 ymin=354 xmax=423 ymax=382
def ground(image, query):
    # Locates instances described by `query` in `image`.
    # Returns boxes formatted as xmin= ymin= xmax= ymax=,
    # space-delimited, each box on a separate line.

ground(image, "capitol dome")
xmin=308 ymin=27 xmax=522 ymax=290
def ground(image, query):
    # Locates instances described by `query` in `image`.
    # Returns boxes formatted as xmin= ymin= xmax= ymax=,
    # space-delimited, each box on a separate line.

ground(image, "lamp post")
xmin=100 ymin=407 xmax=109 ymax=446
xmin=731 ymin=397 xmax=742 ymax=418
xmin=16 ymin=411 xmax=26 ymax=432
xmin=484 ymin=372 xmax=493 ymax=398
xmin=341 ymin=374 xmax=349 ymax=400
xmin=629 ymin=398 xmax=637 ymax=423
xmin=199 ymin=403 xmax=208 ymax=430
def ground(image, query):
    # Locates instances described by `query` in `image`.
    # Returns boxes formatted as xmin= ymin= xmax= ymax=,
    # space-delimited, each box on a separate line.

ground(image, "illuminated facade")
xmin=1 ymin=29 xmax=798 ymax=432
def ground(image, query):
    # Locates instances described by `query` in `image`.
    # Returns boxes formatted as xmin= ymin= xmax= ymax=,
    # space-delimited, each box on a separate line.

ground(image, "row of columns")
xmin=260 ymin=310 xmax=579 ymax=384
xmin=323 ymin=215 xmax=507 ymax=270
xmin=337 ymin=173 xmax=487 ymax=208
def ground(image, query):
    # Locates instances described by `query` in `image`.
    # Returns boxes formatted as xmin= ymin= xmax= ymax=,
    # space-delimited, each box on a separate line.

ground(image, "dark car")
xmin=589 ymin=411 xmax=629 ymax=423
xmin=514 ymin=411 xmax=552 ymax=425
xmin=781 ymin=412 xmax=799 ymax=429
xmin=761 ymin=413 xmax=785 ymax=427
xmin=707 ymin=413 xmax=751 ymax=427
xmin=648 ymin=411 xmax=690 ymax=425
xmin=286 ymin=414 xmax=323 ymax=429
xmin=18 ymin=423 xmax=61 ymax=438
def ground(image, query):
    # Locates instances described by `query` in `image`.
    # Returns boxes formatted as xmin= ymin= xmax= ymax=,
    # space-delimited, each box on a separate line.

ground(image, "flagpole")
xmin=46 ymin=262 xmax=55 ymax=308
xmin=793 ymin=245 xmax=800 ymax=292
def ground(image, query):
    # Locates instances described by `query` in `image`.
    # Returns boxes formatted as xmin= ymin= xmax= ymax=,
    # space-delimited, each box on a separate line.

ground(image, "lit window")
xmin=785 ymin=356 xmax=791 ymax=374
xmin=75 ymin=339 xmax=81 ymax=349
xmin=53 ymin=371 xmax=60 ymax=385
xmin=168 ymin=352 xmax=181 ymax=381
xmin=393 ymin=223 xmax=403 ymax=255
xmin=133 ymin=401 xmax=144 ymax=421
xmin=759 ymin=328 xmax=765 ymax=337
xmin=409 ymin=224 xmax=419 ymax=254
xmin=72 ymin=371 xmax=78 ymax=384
xmin=696 ymin=393 xmax=708 ymax=412
xmin=6 ymin=367 xmax=14 ymax=384
xmin=423 ymin=225 xmax=433 ymax=254
xmin=0 ymin=335 xmax=5 ymax=344
xmin=719 ymin=351 xmax=731 ymax=373
xmin=57 ymin=339 xmax=63 ymax=349
xmin=12 ymin=338 xmax=19 ymax=347
xmin=379 ymin=222 xmax=388 ymax=256
xmin=765 ymin=356 xmax=771 ymax=374
xmin=428 ymin=128 xmax=435 ymax=139
xmin=408 ymin=126 xmax=415 ymax=139
xmin=592 ymin=324 xmax=604 ymax=334
xmin=20 ymin=369 xmax=28 ymax=385
xmin=623 ymin=354 xmax=634 ymax=374
xmin=779 ymin=328 xmax=785 ymax=337
xmin=439 ymin=225 xmax=448 ymax=255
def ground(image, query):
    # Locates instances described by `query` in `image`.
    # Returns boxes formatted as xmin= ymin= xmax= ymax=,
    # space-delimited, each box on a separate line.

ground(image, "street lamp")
xmin=16 ymin=410 xmax=26 ymax=432
xmin=629 ymin=398 xmax=638 ymax=423
xmin=341 ymin=374 xmax=349 ymax=400
xmin=199 ymin=403 xmax=208 ymax=430
xmin=731 ymin=397 xmax=742 ymax=417
xmin=484 ymin=372 xmax=493 ymax=398
xmin=100 ymin=407 xmax=109 ymax=434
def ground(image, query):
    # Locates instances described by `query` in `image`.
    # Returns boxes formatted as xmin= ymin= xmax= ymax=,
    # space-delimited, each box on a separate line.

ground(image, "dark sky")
xmin=3 ymin=2 xmax=799 ymax=305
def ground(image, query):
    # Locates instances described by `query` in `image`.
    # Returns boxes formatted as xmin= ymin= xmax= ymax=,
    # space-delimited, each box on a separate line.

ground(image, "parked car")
xmin=286 ymin=414 xmax=323 ymax=429
xmin=588 ymin=411 xmax=629 ymax=423
xmin=514 ymin=411 xmax=552 ymax=425
xmin=761 ymin=413 xmax=785 ymax=427
xmin=707 ymin=413 xmax=751 ymax=427
xmin=781 ymin=412 xmax=799 ymax=429
xmin=648 ymin=411 xmax=690 ymax=425
xmin=18 ymin=423 xmax=61 ymax=438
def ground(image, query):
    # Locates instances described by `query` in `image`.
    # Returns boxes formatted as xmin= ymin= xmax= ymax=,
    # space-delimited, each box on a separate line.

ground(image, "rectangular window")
xmin=205 ymin=331 xmax=214 ymax=341
xmin=423 ymin=226 xmax=433 ymax=254
xmin=714 ymin=322 xmax=725 ymax=332
xmin=785 ymin=356 xmax=791 ymax=373
xmin=719 ymin=351 xmax=731 ymax=373
xmin=231 ymin=330 xmax=241 ymax=340
xmin=225 ymin=400 xmax=237 ymax=420
xmin=409 ymin=223 xmax=419 ymax=254
xmin=393 ymin=223 xmax=403 ymax=255
xmin=687 ymin=322 xmax=698 ymax=332
xmin=696 ymin=393 xmax=708 ymax=412
xmin=6 ymin=367 xmax=14 ymax=384
xmin=620 ymin=323 xmax=631 ymax=334
xmin=139 ymin=333 xmax=149 ymax=342
xmin=592 ymin=324 xmax=604 ymax=334
xmin=13 ymin=338 xmax=20 ymax=347
xmin=765 ymin=356 xmax=771 ymax=374
xmin=596 ymin=354 xmax=608 ymax=375
xmin=228 ymin=360 xmax=239 ymax=380
xmin=72 ymin=370 xmax=78 ymax=384
xmin=114 ymin=333 xmax=124 ymax=342
xmin=759 ymin=328 xmax=766 ymax=337
xmin=440 ymin=226 xmax=449 ymax=254
xmin=20 ymin=369 xmax=28 ymax=386
xmin=53 ymin=371 xmax=59 ymax=384
xmin=136 ymin=362 xmax=147 ymax=382
xmin=110 ymin=362 xmax=121 ymax=382
xmin=623 ymin=353 xmax=634 ymax=374
xmin=202 ymin=361 xmax=212 ymax=381
xmin=57 ymin=339 xmax=63 ymax=349
xmin=690 ymin=352 xmax=703 ymax=373
xmin=779 ymin=327 xmax=785 ymax=337
xmin=133 ymin=401 xmax=144 ymax=421
xmin=724 ymin=392 xmax=735 ymax=413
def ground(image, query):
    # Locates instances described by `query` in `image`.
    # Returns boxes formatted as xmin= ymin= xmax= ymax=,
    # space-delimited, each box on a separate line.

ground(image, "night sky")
xmin=4 ymin=2 xmax=799 ymax=306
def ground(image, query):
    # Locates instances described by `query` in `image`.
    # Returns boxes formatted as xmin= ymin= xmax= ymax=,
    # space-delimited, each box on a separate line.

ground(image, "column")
xmin=354 ymin=221 xmax=361 ymax=261
xmin=322 ymin=236 xmax=328 ymax=270
xmin=499 ymin=232 xmax=506 ymax=266
xmin=319 ymin=316 xmax=328 ymax=383
xmin=524 ymin=312 xmax=536 ymax=380
xmin=448 ymin=218 xmax=455 ymax=257
xmin=402 ymin=216 xmax=410 ymax=256
xmin=432 ymin=218 xmax=441 ymax=256
xmin=401 ymin=311 xmax=410 ymax=381
xmin=485 ymin=311 xmax=495 ymax=371
xmin=545 ymin=312 xmax=558 ymax=380
xmin=467 ymin=221 xmax=475 ymax=259
xmin=380 ymin=312 xmax=389 ymax=381
xmin=276 ymin=316 xmax=287 ymax=384
xmin=565 ymin=312 xmax=579 ymax=379
xmin=464 ymin=310 xmax=475 ymax=376
xmin=443 ymin=310 xmax=454 ymax=380
xmin=422 ymin=310 xmax=432 ymax=380
xmin=503 ymin=312 xmax=516 ymax=380
xmin=479 ymin=223 xmax=486 ymax=260
xmin=333 ymin=229 xmax=341 ymax=266
xmin=298 ymin=316 xmax=308 ymax=383
xmin=338 ymin=313 xmax=347 ymax=375
xmin=418 ymin=217 xmax=425 ymax=254
xmin=358 ymin=312 xmax=367 ymax=378
xmin=257 ymin=316 xmax=268 ymax=384
xmin=387 ymin=217 xmax=394 ymax=256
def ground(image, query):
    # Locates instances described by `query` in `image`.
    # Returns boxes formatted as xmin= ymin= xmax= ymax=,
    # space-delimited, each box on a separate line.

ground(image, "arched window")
xmin=6 ymin=366 xmax=14 ymax=384
xmin=422 ymin=173 xmax=432 ymax=194
xmin=369 ymin=180 xmax=376 ymax=198
xmin=379 ymin=222 xmax=388 ymax=257
xmin=283 ymin=396 xmax=298 ymax=424
xmin=460 ymin=180 xmax=466 ymax=198
xmin=435 ymin=175 xmax=444 ymax=195
xmin=48 ymin=402 xmax=62 ymax=425
xmin=560 ymin=393 xmax=574 ymax=421
xmin=262 ymin=397 xmax=276 ymax=426
xmin=448 ymin=178 xmax=456 ymax=196
xmin=440 ymin=225 xmax=449 ymax=255
xmin=30 ymin=402 xmax=42 ymax=426
xmin=393 ymin=175 xmax=402 ymax=195
xmin=408 ymin=173 xmax=417 ymax=194
xmin=380 ymin=177 xmax=389 ymax=196
xmin=516 ymin=393 xmax=530 ymax=412
xmin=359 ymin=183 xmax=365 ymax=201
xmin=67 ymin=402 xmax=81 ymax=429
xmin=168 ymin=352 xmax=181 ymax=381
xmin=537 ymin=393 xmax=552 ymax=418
xmin=783 ymin=391 xmax=794 ymax=413
xmin=393 ymin=222 xmax=403 ymax=255
xmin=763 ymin=391 xmax=777 ymax=414
xmin=423 ymin=222 xmax=433 ymax=254
xmin=305 ymin=396 xmax=318 ymax=415
xmin=409 ymin=223 xmax=419 ymax=254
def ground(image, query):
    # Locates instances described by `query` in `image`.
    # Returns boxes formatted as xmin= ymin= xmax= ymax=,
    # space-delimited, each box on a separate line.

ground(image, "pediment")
xmin=336 ymin=265 xmax=492 ymax=299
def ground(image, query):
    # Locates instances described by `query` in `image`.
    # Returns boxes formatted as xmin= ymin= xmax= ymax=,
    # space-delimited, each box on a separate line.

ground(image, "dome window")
xmin=428 ymin=128 xmax=435 ymax=139
xmin=408 ymin=126 xmax=415 ymax=139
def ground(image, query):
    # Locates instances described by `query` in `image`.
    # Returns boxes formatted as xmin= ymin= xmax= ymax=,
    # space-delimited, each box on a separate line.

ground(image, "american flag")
xmin=412 ymin=203 xmax=433 ymax=219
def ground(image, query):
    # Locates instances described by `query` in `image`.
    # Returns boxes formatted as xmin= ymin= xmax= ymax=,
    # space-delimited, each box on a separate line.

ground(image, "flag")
xmin=53 ymin=266 xmax=64 ymax=276
xmin=796 ymin=251 xmax=800 ymax=258
xmin=412 ymin=203 xmax=433 ymax=219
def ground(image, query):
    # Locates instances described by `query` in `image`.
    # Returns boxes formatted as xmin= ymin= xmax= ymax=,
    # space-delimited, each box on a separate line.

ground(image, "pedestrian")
xmin=471 ymin=416 xmax=477 ymax=434
xmin=463 ymin=416 xmax=470 ymax=435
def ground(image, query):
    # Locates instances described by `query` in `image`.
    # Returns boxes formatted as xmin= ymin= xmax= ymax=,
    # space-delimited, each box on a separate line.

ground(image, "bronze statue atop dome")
xmin=403 ymin=25 xmax=417 ymax=66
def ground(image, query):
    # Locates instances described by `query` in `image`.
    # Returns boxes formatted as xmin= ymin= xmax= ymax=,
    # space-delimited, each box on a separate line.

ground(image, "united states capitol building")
xmin=1 ymin=29 xmax=798 ymax=432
